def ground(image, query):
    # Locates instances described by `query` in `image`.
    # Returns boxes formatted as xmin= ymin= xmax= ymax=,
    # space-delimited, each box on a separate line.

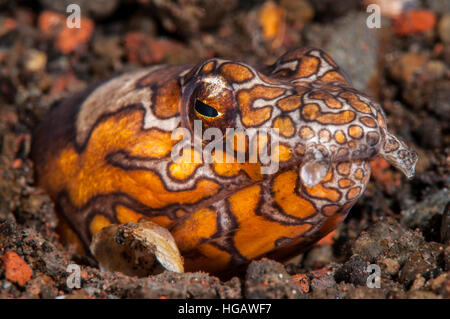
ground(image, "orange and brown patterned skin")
xmin=31 ymin=48 xmax=418 ymax=274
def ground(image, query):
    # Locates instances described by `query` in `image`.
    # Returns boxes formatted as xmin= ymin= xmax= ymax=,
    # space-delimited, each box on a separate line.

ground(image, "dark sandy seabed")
xmin=0 ymin=0 xmax=449 ymax=299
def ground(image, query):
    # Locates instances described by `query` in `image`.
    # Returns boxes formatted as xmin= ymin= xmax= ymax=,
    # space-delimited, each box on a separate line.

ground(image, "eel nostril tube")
xmin=379 ymin=129 xmax=419 ymax=179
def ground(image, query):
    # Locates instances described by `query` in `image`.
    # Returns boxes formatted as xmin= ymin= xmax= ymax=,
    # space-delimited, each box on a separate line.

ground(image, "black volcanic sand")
xmin=0 ymin=0 xmax=449 ymax=299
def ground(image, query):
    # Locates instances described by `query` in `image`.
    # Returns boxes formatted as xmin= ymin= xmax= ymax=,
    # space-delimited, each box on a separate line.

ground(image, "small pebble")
xmin=393 ymin=9 xmax=436 ymax=36
xmin=410 ymin=275 xmax=425 ymax=290
xmin=381 ymin=258 xmax=400 ymax=276
xmin=0 ymin=251 xmax=33 ymax=287
xmin=24 ymin=50 xmax=47 ymax=72
xmin=438 ymin=14 xmax=450 ymax=43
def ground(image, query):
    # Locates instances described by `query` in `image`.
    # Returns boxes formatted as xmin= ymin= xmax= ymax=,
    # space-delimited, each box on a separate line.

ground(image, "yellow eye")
xmin=194 ymin=99 xmax=220 ymax=118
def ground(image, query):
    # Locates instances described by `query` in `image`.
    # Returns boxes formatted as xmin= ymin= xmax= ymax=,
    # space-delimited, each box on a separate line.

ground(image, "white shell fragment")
xmin=90 ymin=221 xmax=184 ymax=277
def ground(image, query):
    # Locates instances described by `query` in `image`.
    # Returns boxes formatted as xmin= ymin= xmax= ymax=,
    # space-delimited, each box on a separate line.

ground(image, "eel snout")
xmin=298 ymin=127 xmax=418 ymax=189
xmin=379 ymin=128 xmax=418 ymax=179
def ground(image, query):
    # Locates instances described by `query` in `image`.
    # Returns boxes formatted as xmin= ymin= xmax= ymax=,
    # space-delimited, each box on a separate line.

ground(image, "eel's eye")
xmin=194 ymin=99 xmax=220 ymax=118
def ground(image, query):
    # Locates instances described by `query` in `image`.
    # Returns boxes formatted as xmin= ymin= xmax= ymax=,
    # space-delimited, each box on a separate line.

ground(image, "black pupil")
xmin=195 ymin=100 xmax=219 ymax=117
